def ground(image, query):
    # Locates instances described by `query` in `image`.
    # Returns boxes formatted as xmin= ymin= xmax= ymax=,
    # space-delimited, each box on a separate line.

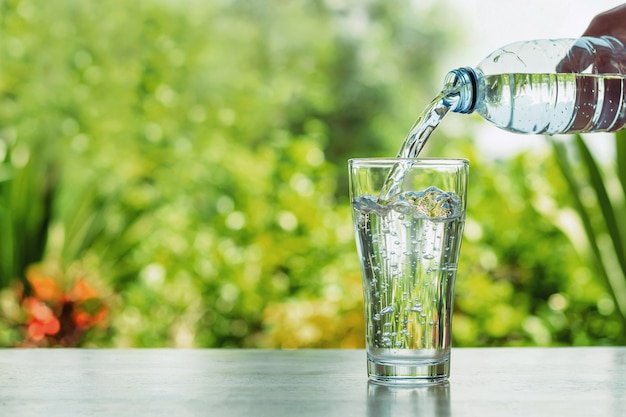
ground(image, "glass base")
xmin=367 ymin=355 xmax=450 ymax=386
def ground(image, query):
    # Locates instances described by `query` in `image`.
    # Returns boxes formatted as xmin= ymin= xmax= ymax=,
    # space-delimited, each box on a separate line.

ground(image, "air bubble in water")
xmin=380 ymin=306 xmax=395 ymax=314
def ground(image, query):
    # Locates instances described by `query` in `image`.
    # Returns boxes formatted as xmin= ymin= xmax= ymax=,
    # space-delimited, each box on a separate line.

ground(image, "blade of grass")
xmin=615 ymin=129 xmax=626 ymax=266
xmin=54 ymin=177 xmax=150 ymax=288
xmin=616 ymin=130 xmax=626 ymax=198
xmin=0 ymin=204 xmax=15 ymax=288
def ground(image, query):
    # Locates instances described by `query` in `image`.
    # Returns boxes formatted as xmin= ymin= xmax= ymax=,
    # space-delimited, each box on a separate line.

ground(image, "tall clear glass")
xmin=349 ymin=158 xmax=469 ymax=385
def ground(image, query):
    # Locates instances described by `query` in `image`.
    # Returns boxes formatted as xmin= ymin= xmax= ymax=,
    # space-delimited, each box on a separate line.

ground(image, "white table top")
xmin=1 ymin=347 xmax=625 ymax=416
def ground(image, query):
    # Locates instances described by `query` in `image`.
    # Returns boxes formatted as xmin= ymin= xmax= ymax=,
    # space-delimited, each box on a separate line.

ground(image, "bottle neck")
xmin=443 ymin=67 xmax=478 ymax=114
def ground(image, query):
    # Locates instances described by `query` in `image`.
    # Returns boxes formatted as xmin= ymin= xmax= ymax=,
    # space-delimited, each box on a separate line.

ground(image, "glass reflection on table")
xmin=367 ymin=381 xmax=451 ymax=417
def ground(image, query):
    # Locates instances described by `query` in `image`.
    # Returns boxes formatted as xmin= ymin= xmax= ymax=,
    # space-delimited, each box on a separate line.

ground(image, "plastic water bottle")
xmin=443 ymin=36 xmax=626 ymax=134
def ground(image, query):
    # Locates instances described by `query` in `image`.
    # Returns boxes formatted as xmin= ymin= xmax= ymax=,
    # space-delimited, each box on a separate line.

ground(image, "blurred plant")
xmin=430 ymin=138 xmax=618 ymax=347
xmin=0 ymin=134 xmax=56 ymax=291
xmin=1 ymin=0 xmax=458 ymax=347
xmin=0 ymin=263 xmax=109 ymax=347
xmin=551 ymin=131 xmax=626 ymax=343
xmin=1 ymin=0 xmax=622 ymax=349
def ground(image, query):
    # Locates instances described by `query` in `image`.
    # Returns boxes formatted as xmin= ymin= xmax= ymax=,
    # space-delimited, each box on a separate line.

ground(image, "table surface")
xmin=1 ymin=347 xmax=625 ymax=417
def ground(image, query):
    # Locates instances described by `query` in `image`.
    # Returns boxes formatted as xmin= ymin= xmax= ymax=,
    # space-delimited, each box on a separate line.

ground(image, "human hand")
xmin=556 ymin=3 xmax=626 ymax=73
xmin=581 ymin=3 xmax=626 ymax=42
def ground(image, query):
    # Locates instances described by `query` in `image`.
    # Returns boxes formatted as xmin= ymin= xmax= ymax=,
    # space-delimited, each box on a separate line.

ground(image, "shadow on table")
xmin=366 ymin=381 xmax=451 ymax=417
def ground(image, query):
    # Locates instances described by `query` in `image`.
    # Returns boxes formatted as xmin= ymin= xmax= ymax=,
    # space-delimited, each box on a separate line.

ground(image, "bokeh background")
xmin=1 ymin=0 xmax=625 ymax=348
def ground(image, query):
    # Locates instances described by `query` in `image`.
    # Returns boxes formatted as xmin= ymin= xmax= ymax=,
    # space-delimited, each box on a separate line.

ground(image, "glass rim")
xmin=349 ymin=157 xmax=469 ymax=167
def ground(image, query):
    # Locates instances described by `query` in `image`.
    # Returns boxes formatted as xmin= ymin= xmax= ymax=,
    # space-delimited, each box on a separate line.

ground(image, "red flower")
xmin=22 ymin=298 xmax=61 ymax=341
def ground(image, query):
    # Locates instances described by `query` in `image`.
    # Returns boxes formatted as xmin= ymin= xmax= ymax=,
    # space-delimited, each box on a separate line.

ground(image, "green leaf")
xmin=575 ymin=135 xmax=626 ymax=273
xmin=551 ymin=139 xmax=603 ymax=262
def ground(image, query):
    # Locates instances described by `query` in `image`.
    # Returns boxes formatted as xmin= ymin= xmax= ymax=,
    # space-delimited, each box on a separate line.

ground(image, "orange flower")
xmin=27 ymin=267 xmax=62 ymax=302
xmin=67 ymin=279 xmax=108 ymax=330
xmin=66 ymin=279 xmax=99 ymax=302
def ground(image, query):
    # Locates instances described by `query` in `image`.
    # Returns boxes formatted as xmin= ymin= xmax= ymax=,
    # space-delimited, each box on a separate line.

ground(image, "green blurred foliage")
xmin=550 ymin=132 xmax=626 ymax=344
xmin=448 ymin=142 xmax=625 ymax=346
xmin=0 ymin=0 xmax=623 ymax=347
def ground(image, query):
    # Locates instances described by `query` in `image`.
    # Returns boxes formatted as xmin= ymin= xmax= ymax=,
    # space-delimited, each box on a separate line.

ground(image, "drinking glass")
xmin=349 ymin=158 xmax=468 ymax=384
